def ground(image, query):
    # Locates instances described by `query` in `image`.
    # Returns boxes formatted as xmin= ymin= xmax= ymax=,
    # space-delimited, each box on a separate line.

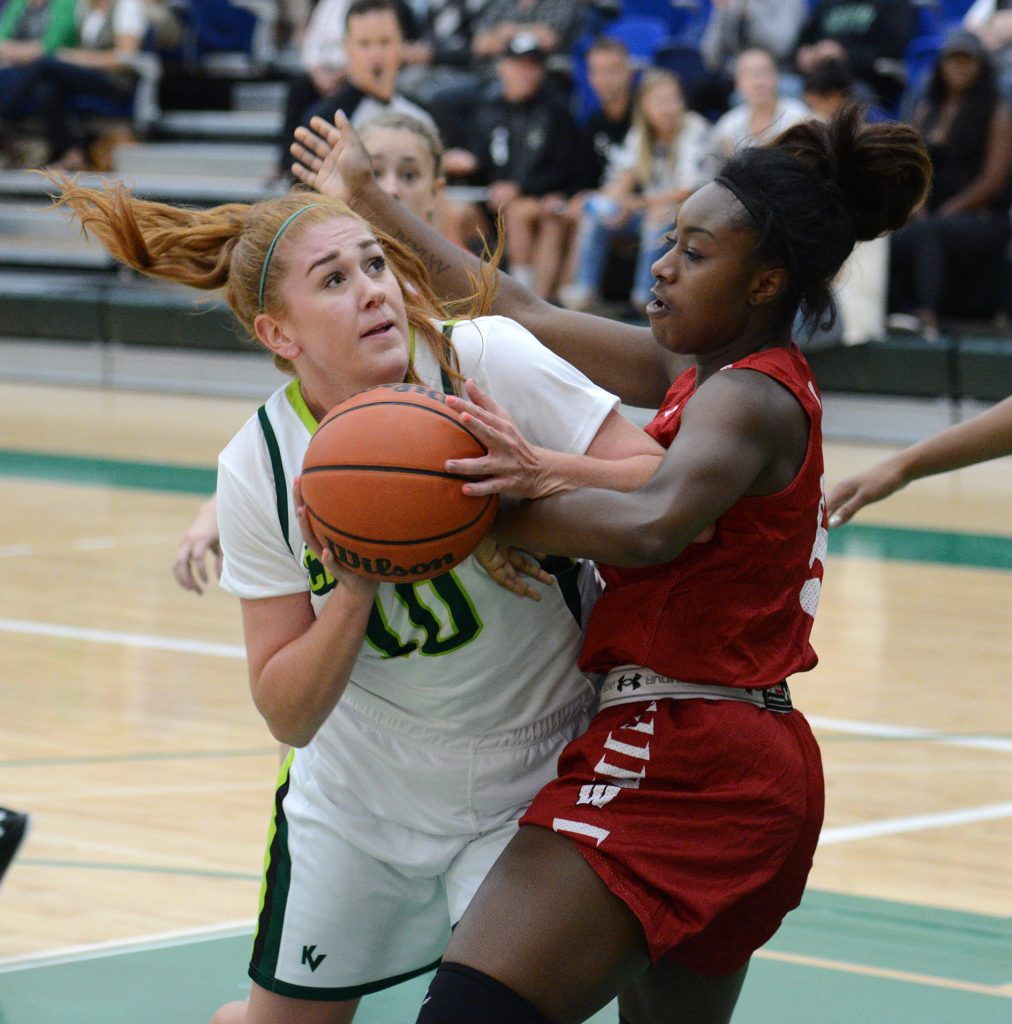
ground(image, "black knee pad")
xmin=415 ymin=962 xmax=552 ymax=1024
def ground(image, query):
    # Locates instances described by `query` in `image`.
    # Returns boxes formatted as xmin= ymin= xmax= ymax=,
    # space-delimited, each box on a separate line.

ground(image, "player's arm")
xmin=291 ymin=113 xmax=679 ymax=407
xmin=241 ymin=568 xmax=377 ymax=748
xmin=446 ymin=380 xmax=664 ymax=498
xmin=490 ymin=370 xmax=806 ymax=566
xmin=828 ymin=395 xmax=1012 ymax=526
xmin=239 ymin=482 xmax=379 ymax=748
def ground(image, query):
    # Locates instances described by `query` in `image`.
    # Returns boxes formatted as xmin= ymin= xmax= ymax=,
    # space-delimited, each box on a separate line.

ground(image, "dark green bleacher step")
xmin=0 ymin=272 xmax=241 ymax=350
xmin=805 ymin=337 xmax=1012 ymax=403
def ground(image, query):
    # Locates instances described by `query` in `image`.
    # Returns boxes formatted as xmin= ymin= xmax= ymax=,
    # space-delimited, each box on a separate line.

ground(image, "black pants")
xmin=0 ymin=55 xmax=135 ymax=161
xmin=276 ymin=73 xmax=324 ymax=175
xmin=889 ymin=208 xmax=1012 ymax=319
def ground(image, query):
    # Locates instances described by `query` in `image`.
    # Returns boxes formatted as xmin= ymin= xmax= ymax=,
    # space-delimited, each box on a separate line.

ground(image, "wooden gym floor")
xmin=0 ymin=380 xmax=1008 ymax=1023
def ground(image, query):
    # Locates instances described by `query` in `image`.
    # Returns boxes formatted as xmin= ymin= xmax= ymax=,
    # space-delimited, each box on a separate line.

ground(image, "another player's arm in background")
xmin=291 ymin=114 xmax=680 ymax=408
xmin=828 ymin=395 xmax=1012 ymax=527
xmin=173 ymin=495 xmax=222 ymax=594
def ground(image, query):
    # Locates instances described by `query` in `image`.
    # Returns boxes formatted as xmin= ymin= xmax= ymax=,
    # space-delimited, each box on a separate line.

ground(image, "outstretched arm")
xmin=485 ymin=369 xmax=805 ymax=567
xmin=291 ymin=114 xmax=679 ymax=408
xmin=827 ymin=396 xmax=1012 ymax=527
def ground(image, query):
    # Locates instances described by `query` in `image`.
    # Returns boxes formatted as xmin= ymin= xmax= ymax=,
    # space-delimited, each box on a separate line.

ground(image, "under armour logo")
xmin=615 ymin=672 xmax=643 ymax=691
xmin=302 ymin=945 xmax=327 ymax=972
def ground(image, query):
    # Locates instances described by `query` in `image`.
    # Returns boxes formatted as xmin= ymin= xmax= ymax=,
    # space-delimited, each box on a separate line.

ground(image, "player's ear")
xmin=748 ymin=266 xmax=788 ymax=307
xmin=255 ymin=313 xmax=301 ymax=360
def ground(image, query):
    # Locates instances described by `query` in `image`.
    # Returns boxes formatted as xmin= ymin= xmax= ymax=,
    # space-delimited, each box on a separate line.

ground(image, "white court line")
xmin=820 ymin=801 xmax=1012 ymax=845
xmin=0 ymin=533 xmax=184 ymax=557
xmin=808 ymin=714 xmax=1012 ymax=754
xmin=3 ymin=617 xmax=1010 ymax=752
xmin=0 ymin=920 xmax=254 ymax=971
xmin=0 ymin=617 xmax=244 ymax=659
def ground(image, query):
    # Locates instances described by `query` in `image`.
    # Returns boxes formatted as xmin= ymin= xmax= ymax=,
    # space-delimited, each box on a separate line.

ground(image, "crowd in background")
xmin=0 ymin=0 xmax=1009 ymax=337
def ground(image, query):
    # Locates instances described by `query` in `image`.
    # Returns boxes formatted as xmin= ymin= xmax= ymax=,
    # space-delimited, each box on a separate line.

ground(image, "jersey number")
xmin=366 ymin=572 xmax=482 ymax=657
xmin=304 ymin=549 xmax=482 ymax=657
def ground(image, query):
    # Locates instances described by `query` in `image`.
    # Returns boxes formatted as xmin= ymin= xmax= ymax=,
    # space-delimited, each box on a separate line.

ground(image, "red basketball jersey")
xmin=581 ymin=344 xmax=827 ymax=688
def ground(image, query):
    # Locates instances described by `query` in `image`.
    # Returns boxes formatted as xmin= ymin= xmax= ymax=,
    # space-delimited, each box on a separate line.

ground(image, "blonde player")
xmin=54 ymin=171 xmax=662 ymax=1024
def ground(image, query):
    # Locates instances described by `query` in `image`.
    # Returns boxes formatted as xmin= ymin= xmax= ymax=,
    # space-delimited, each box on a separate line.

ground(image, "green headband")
xmin=257 ymin=203 xmax=323 ymax=312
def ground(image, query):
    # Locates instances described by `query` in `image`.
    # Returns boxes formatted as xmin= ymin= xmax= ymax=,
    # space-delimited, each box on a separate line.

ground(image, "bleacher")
xmin=0 ymin=0 xmax=1008 ymax=403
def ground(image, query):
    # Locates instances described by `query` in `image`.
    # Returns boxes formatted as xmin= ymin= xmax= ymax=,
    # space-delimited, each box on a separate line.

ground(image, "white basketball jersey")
xmin=218 ymin=316 xmax=618 ymax=737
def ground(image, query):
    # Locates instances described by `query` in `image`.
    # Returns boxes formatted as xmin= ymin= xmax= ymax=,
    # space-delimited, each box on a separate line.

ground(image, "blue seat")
xmin=189 ymin=0 xmax=256 ymax=56
xmin=618 ymin=0 xmax=707 ymax=39
xmin=597 ymin=14 xmax=671 ymax=63
xmin=937 ymin=0 xmax=975 ymax=28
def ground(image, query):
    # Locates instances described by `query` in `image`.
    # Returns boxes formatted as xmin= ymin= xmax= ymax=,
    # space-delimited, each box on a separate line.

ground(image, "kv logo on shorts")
xmin=302 ymin=945 xmax=327 ymax=972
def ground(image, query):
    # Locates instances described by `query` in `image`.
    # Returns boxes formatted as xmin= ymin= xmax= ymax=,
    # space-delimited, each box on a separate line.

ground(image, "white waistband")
xmin=599 ymin=667 xmax=793 ymax=714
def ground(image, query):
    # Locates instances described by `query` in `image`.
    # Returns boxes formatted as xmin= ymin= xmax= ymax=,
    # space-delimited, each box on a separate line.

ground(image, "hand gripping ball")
xmin=301 ymin=383 xmax=498 ymax=582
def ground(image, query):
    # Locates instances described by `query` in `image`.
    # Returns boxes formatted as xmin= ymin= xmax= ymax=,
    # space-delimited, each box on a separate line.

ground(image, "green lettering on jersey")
xmin=303 ymin=547 xmax=483 ymax=658
xmin=366 ymin=571 xmax=482 ymax=658
xmin=303 ymin=548 xmax=337 ymax=596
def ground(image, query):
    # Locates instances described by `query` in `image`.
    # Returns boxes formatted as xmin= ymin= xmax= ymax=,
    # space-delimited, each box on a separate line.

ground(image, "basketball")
xmin=300 ymin=383 xmax=498 ymax=582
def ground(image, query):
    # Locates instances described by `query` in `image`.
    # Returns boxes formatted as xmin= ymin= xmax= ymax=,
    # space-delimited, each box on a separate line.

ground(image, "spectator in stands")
xmin=794 ymin=0 xmax=918 ymax=113
xmin=560 ymin=70 xmax=712 ymax=314
xmin=803 ymin=55 xmax=890 ymax=122
xmin=273 ymin=0 xmax=420 ymax=180
xmin=471 ymin=0 xmax=584 ymax=62
xmin=580 ymin=35 xmax=636 ymax=186
xmin=699 ymin=0 xmax=807 ymax=114
xmin=799 ymin=58 xmax=894 ymax=345
xmin=546 ymin=35 xmax=637 ymax=304
xmin=887 ymin=28 xmax=1012 ymax=341
xmin=397 ymin=0 xmax=493 ymax=115
xmin=0 ymin=0 xmax=148 ymax=170
xmin=965 ymin=0 xmax=1012 ymax=102
xmin=0 ymin=0 xmax=77 ymax=67
xmin=0 ymin=0 xmax=77 ymax=160
xmin=276 ymin=0 xmax=313 ymax=50
xmin=272 ymin=0 xmax=350 ymax=179
xmin=444 ymin=30 xmax=585 ymax=296
xmin=708 ymin=47 xmax=809 ymax=170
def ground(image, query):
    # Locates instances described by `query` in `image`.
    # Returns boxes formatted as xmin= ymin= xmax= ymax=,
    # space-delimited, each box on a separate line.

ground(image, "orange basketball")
xmin=301 ymin=383 xmax=498 ymax=582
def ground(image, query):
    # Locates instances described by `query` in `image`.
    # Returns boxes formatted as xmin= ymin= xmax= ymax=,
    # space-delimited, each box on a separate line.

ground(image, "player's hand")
xmin=294 ymin=478 xmax=378 ymax=600
xmin=173 ymin=497 xmax=222 ymax=595
xmin=827 ymin=463 xmax=905 ymax=527
xmin=291 ymin=110 xmax=373 ymax=202
xmin=444 ymin=380 xmax=553 ymax=499
xmin=473 ymin=538 xmax=554 ymax=601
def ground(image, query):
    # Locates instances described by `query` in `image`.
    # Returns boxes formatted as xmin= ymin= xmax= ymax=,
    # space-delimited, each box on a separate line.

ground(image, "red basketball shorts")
xmin=520 ymin=697 xmax=825 ymax=975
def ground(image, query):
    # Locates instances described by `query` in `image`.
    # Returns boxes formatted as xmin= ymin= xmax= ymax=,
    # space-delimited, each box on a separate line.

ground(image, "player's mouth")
xmin=362 ymin=319 xmax=396 ymax=339
xmin=646 ymin=293 xmax=669 ymax=316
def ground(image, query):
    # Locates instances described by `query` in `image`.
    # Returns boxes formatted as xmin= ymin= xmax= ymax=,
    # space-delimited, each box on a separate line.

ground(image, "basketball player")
xmin=52 ymin=178 xmax=663 ymax=1024
xmin=290 ymin=105 xmax=932 ymax=1023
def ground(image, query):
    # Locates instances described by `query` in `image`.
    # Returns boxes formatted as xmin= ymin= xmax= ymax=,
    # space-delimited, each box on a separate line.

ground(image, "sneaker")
xmin=0 ymin=808 xmax=29 ymax=884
